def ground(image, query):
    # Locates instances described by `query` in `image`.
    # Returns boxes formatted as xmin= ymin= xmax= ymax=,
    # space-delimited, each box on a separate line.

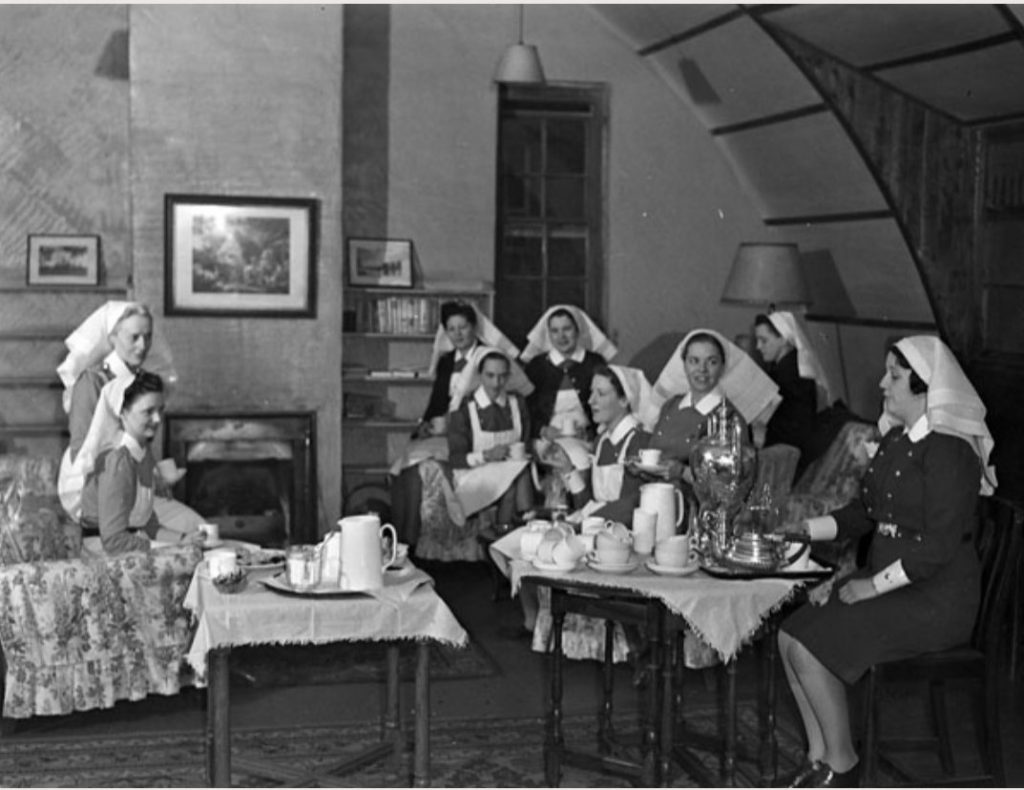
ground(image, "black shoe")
xmin=809 ymin=761 xmax=860 ymax=788
xmin=775 ymin=759 xmax=822 ymax=787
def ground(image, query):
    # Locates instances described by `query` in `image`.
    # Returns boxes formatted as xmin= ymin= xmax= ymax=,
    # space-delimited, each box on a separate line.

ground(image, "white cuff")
xmin=564 ymin=470 xmax=585 ymax=494
xmin=871 ymin=560 xmax=910 ymax=594
xmin=806 ymin=516 xmax=838 ymax=541
xmin=468 ymin=451 xmax=485 ymax=468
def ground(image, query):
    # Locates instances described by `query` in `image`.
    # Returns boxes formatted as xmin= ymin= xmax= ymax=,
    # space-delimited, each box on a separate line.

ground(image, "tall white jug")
xmin=639 ymin=482 xmax=684 ymax=543
xmin=338 ymin=514 xmax=397 ymax=591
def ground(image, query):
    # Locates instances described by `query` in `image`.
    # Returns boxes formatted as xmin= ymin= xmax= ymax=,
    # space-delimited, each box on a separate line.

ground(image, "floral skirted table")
xmin=184 ymin=563 xmax=468 ymax=787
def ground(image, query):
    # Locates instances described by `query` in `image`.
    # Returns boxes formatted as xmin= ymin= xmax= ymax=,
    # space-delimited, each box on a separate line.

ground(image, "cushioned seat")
xmin=0 ymin=453 xmax=201 ymax=719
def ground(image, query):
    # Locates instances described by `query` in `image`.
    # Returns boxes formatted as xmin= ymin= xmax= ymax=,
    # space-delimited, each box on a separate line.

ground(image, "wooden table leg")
xmin=640 ymin=601 xmax=663 ymax=787
xmin=598 ymin=618 xmax=615 ymax=755
xmin=724 ymin=658 xmax=737 ymax=787
xmin=544 ymin=589 xmax=565 ymax=786
xmin=207 ymin=647 xmax=232 ymax=788
xmin=764 ymin=622 xmax=780 ymax=784
xmin=385 ymin=644 xmax=403 ymax=763
xmin=660 ymin=617 xmax=679 ymax=782
xmin=413 ymin=642 xmax=430 ymax=787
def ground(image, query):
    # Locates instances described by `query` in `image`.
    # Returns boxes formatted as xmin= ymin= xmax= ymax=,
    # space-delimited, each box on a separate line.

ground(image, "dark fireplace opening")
xmin=165 ymin=412 xmax=317 ymax=546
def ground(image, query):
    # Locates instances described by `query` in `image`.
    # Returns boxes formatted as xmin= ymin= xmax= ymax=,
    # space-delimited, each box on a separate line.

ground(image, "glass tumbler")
xmin=286 ymin=545 xmax=321 ymax=591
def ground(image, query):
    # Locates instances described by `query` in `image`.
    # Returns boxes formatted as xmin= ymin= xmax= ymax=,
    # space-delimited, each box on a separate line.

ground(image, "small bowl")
xmin=213 ymin=568 xmax=248 ymax=594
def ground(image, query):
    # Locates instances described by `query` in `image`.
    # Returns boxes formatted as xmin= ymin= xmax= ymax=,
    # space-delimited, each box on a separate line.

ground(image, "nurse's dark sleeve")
xmin=97 ymin=451 xmax=150 ymax=555
xmin=447 ymin=405 xmax=474 ymax=469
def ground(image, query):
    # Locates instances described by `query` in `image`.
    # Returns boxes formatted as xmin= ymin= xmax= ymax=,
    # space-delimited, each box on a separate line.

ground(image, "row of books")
xmin=350 ymin=295 xmax=487 ymax=335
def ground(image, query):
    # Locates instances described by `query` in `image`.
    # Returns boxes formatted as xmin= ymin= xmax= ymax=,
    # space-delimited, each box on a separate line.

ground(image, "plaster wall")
xmin=129 ymin=5 xmax=343 ymax=529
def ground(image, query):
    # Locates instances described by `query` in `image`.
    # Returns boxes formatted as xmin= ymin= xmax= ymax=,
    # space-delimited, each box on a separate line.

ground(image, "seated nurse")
xmin=78 ymin=372 xmax=205 ymax=554
xmin=754 ymin=312 xmax=836 ymax=475
xmin=560 ymin=364 xmax=653 ymax=524
xmin=639 ymin=328 xmax=780 ymax=486
xmin=521 ymin=305 xmax=617 ymax=441
xmin=448 ymin=350 xmax=535 ymax=527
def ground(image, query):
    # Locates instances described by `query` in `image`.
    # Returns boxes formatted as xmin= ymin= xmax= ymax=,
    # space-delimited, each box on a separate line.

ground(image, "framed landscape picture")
xmin=26 ymin=234 xmax=101 ymax=287
xmin=347 ymin=237 xmax=414 ymax=288
xmin=165 ymin=194 xmax=318 ymax=317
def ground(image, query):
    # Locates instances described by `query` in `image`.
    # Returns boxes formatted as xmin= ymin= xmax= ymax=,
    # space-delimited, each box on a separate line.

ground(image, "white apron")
xmin=453 ymin=397 xmax=530 ymax=517
xmin=579 ymin=427 xmax=634 ymax=518
xmin=550 ymin=387 xmax=589 ymax=437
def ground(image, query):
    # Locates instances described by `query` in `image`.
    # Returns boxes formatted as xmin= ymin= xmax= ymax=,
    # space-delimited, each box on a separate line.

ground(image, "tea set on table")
xmin=521 ymin=443 xmax=814 ymax=579
xmin=200 ymin=514 xmax=412 ymax=596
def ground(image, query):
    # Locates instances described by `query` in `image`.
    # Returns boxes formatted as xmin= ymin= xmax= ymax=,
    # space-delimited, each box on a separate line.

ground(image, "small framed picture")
xmin=347 ymin=237 xmax=414 ymax=288
xmin=165 ymin=194 xmax=318 ymax=318
xmin=26 ymin=234 xmax=101 ymax=287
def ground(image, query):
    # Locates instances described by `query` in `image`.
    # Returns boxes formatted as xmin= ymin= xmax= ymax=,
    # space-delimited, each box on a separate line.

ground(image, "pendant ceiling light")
xmin=493 ymin=4 xmax=546 ymax=85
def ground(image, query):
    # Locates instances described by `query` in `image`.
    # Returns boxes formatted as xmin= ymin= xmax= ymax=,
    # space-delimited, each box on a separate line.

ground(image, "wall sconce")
xmin=720 ymin=242 xmax=810 ymax=312
xmin=494 ymin=5 xmax=546 ymax=85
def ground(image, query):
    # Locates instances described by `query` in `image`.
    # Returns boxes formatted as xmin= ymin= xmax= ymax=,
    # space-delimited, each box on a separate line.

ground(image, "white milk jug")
xmin=639 ymin=482 xmax=685 ymax=543
xmin=338 ymin=514 xmax=398 ymax=591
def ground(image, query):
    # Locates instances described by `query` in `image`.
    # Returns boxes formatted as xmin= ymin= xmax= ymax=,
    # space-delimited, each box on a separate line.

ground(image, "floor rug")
xmin=0 ymin=706 xmax=805 ymax=788
xmin=227 ymin=636 xmax=501 ymax=687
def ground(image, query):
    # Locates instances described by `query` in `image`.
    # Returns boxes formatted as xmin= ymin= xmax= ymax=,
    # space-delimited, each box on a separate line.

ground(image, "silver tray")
xmin=700 ymin=556 xmax=834 ymax=580
xmin=261 ymin=572 xmax=370 ymax=597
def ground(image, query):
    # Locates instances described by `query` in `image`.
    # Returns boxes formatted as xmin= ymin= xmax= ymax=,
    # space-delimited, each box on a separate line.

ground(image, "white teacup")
xmin=156 ymin=458 xmax=180 ymax=480
xmin=639 ymin=448 xmax=662 ymax=467
xmin=430 ymin=415 xmax=448 ymax=435
xmin=654 ymin=534 xmax=696 ymax=568
xmin=594 ymin=543 xmax=631 ymax=565
xmin=508 ymin=441 xmax=526 ymax=461
xmin=632 ymin=508 xmax=658 ymax=555
xmin=207 ymin=548 xmax=237 ymax=579
xmin=536 ymin=538 xmax=560 ymax=564
xmin=520 ymin=526 xmax=549 ymax=559
xmin=561 ymin=416 xmax=577 ymax=437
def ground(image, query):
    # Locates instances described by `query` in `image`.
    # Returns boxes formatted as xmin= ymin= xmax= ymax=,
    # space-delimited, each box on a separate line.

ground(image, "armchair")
xmin=0 ymin=454 xmax=201 ymax=719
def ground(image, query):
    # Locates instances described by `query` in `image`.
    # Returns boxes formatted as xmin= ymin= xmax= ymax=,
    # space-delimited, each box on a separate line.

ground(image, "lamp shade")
xmin=494 ymin=43 xmax=546 ymax=84
xmin=721 ymin=242 xmax=810 ymax=308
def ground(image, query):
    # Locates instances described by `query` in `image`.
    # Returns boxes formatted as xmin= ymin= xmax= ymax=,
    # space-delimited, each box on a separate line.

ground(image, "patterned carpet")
xmin=0 ymin=706 xmax=805 ymax=787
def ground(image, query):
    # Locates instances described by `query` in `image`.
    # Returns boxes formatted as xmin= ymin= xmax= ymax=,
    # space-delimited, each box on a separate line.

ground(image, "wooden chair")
xmin=859 ymin=495 xmax=1023 ymax=787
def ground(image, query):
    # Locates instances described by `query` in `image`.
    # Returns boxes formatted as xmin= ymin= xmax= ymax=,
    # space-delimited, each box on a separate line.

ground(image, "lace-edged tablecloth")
xmin=184 ymin=563 xmax=469 ymax=683
xmin=491 ymin=526 xmax=810 ymax=663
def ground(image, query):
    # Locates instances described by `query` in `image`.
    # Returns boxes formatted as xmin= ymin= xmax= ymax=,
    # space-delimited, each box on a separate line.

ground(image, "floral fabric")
xmin=415 ymin=459 xmax=484 ymax=561
xmin=0 ymin=454 xmax=201 ymax=719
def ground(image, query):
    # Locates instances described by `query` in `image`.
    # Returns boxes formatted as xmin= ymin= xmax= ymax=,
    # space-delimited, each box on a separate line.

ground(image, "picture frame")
xmin=165 ymin=194 xmax=318 ymax=317
xmin=26 ymin=234 xmax=101 ymax=287
xmin=347 ymin=237 xmax=414 ymax=288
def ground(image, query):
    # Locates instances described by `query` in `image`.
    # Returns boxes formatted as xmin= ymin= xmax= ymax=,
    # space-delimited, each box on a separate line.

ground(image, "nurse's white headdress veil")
xmin=426 ymin=302 xmax=522 ymax=376
xmin=57 ymin=374 xmax=136 ymax=520
xmin=766 ymin=311 xmax=836 ymax=408
xmin=449 ymin=339 xmax=535 ymax=413
xmin=604 ymin=365 xmax=655 ymax=430
xmin=646 ymin=328 xmax=781 ymax=428
xmin=56 ymin=301 xmax=177 ymax=413
xmin=520 ymin=305 xmax=618 ymax=363
xmin=883 ymin=336 xmax=996 ymax=495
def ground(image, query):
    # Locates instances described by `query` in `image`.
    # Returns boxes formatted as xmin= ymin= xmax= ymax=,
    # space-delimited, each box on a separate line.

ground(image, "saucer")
xmin=631 ymin=459 xmax=669 ymax=475
xmin=645 ymin=559 xmax=700 ymax=577
xmin=532 ymin=558 xmax=580 ymax=573
xmin=586 ymin=556 xmax=640 ymax=574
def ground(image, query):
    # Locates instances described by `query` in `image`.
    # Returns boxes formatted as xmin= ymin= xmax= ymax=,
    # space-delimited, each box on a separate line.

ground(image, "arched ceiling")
xmin=591 ymin=4 xmax=1024 ymax=326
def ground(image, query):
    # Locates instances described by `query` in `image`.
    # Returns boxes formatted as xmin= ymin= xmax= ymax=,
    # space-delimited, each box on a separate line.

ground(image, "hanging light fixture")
xmin=493 ymin=4 xmax=546 ymax=85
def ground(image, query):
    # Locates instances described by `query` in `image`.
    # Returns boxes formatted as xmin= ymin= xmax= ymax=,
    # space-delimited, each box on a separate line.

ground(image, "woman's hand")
xmin=838 ymin=577 xmax=877 ymax=605
xmin=413 ymin=421 xmax=432 ymax=439
xmin=483 ymin=445 xmax=510 ymax=462
xmin=539 ymin=425 xmax=561 ymax=442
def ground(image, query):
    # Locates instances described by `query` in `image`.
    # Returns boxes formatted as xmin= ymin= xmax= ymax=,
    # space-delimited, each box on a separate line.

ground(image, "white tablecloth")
xmin=184 ymin=563 xmax=469 ymax=682
xmin=492 ymin=525 xmax=813 ymax=663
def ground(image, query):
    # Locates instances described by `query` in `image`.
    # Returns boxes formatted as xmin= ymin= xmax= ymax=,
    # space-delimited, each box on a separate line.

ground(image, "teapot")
xmin=335 ymin=514 xmax=397 ymax=591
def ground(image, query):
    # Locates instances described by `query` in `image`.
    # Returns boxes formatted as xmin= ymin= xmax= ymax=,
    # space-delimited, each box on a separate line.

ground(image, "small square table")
xmin=184 ymin=563 xmax=468 ymax=787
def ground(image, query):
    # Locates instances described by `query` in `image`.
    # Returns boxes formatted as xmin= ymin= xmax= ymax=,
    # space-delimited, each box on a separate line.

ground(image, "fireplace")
xmin=165 ymin=412 xmax=317 ymax=546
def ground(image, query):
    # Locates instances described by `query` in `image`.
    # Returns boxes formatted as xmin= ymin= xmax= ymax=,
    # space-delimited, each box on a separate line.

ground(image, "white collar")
xmin=548 ymin=347 xmax=586 ymax=366
xmin=602 ymin=413 xmax=639 ymax=445
xmin=454 ymin=341 xmax=479 ymax=363
xmin=473 ymin=387 xmax=508 ymax=409
xmin=905 ymin=414 xmax=931 ymax=443
xmin=118 ymin=431 xmax=147 ymax=462
xmin=680 ymin=388 xmax=723 ymax=415
xmin=104 ymin=350 xmax=136 ymax=379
